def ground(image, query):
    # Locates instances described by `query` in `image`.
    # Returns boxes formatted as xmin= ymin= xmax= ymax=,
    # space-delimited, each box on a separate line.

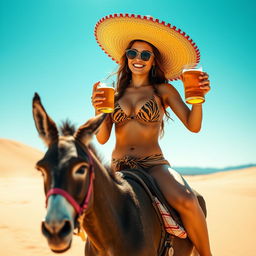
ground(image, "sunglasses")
xmin=125 ymin=49 xmax=154 ymax=61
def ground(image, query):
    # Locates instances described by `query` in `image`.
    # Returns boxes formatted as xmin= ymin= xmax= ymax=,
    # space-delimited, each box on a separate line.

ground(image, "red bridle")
xmin=45 ymin=146 xmax=95 ymax=216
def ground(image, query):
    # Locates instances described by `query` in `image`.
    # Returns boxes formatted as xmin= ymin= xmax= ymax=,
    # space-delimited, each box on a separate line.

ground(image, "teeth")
xmin=133 ymin=64 xmax=144 ymax=68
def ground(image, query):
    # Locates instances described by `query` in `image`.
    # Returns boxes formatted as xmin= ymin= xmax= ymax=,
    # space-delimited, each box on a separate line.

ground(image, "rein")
xmin=45 ymin=144 xmax=95 ymax=216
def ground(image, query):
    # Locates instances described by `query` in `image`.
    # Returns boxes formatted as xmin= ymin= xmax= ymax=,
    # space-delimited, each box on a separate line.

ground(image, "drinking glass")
xmin=181 ymin=65 xmax=205 ymax=104
xmin=96 ymin=79 xmax=115 ymax=113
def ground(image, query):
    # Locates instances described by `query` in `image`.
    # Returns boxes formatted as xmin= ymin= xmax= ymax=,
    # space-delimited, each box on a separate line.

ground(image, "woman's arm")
xmin=91 ymin=82 xmax=113 ymax=144
xmin=95 ymin=111 xmax=113 ymax=144
xmin=159 ymin=85 xmax=202 ymax=132
xmin=158 ymin=73 xmax=210 ymax=133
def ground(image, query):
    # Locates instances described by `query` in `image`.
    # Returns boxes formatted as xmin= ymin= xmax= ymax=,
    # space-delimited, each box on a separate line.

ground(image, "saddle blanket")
xmin=154 ymin=197 xmax=187 ymax=239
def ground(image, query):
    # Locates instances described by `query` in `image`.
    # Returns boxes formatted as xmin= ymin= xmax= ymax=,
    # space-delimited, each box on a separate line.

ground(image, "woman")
xmin=92 ymin=14 xmax=212 ymax=256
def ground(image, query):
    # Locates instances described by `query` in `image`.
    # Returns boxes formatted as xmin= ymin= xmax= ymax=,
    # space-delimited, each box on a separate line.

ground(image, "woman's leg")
xmin=148 ymin=165 xmax=212 ymax=256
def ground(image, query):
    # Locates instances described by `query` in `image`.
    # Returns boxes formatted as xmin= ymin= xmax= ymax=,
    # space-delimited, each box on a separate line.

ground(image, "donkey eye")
xmin=76 ymin=167 xmax=86 ymax=175
xmin=74 ymin=165 xmax=88 ymax=175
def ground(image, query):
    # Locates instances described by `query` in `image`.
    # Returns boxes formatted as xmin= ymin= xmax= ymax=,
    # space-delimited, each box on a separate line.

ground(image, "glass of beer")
xmin=181 ymin=64 xmax=205 ymax=104
xmin=96 ymin=80 xmax=115 ymax=113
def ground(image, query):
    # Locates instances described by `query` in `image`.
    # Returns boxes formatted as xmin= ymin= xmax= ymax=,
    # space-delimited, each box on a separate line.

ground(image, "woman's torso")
xmin=111 ymin=85 xmax=166 ymax=159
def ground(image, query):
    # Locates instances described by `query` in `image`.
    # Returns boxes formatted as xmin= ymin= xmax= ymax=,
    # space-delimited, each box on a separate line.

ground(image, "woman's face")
xmin=127 ymin=41 xmax=155 ymax=76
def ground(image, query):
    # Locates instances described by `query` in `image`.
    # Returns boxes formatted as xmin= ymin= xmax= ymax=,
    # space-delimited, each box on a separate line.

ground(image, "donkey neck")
xmin=83 ymin=149 xmax=144 ymax=254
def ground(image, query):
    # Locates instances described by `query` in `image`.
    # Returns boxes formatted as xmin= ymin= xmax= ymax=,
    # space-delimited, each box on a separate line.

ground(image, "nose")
xmin=135 ymin=54 xmax=142 ymax=61
xmin=42 ymin=219 xmax=72 ymax=238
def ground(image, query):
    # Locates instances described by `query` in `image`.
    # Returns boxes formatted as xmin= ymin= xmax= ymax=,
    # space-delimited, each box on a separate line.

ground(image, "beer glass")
xmin=96 ymin=80 xmax=115 ymax=113
xmin=181 ymin=65 xmax=205 ymax=104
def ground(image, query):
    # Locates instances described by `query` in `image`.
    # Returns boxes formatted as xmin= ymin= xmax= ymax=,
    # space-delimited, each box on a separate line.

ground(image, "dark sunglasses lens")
xmin=141 ymin=51 xmax=151 ymax=61
xmin=126 ymin=50 xmax=137 ymax=59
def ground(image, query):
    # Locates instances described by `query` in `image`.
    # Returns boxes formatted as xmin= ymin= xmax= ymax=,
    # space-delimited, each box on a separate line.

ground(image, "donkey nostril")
xmin=59 ymin=220 xmax=72 ymax=238
xmin=42 ymin=221 xmax=52 ymax=238
xmin=41 ymin=219 xmax=72 ymax=238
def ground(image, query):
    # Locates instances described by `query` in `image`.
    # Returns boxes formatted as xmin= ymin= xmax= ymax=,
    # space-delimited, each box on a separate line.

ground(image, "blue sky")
xmin=1 ymin=0 xmax=255 ymax=168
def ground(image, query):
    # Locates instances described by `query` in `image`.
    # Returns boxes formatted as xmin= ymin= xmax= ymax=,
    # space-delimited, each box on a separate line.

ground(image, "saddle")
xmin=121 ymin=169 xmax=187 ymax=256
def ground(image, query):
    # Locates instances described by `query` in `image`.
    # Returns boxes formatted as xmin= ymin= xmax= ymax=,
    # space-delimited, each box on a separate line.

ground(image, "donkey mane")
xmin=60 ymin=120 xmax=76 ymax=136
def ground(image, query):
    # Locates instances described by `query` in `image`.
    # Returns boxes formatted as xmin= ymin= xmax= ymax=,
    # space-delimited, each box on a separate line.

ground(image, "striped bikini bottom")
xmin=112 ymin=154 xmax=170 ymax=172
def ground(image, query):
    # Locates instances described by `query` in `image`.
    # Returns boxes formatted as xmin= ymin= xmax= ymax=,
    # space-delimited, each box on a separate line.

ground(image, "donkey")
xmin=32 ymin=93 xmax=204 ymax=256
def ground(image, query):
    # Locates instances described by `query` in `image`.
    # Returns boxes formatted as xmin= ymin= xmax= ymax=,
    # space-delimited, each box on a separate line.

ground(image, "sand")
xmin=0 ymin=138 xmax=255 ymax=255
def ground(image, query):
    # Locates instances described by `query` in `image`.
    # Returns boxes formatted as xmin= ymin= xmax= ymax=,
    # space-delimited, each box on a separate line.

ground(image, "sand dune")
xmin=0 ymin=139 xmax=255 ymax=255
xmin=187 ymin=168 xmax=256 ymax=255
xmin=0 ymin=138 xmax=43 ymax=177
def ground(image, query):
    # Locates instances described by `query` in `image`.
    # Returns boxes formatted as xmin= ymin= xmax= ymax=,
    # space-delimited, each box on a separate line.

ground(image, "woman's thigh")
xmin=148 ymin=165 xmax=196 ymax=211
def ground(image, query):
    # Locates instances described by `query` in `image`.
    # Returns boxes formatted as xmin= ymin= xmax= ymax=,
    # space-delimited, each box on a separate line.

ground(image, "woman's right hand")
xmin=91 ymin=81 xmax=106 ymax=110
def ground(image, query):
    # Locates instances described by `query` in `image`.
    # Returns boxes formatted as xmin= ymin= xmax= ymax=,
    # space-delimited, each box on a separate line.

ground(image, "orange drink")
xmin=96 ymin=82 xmax=115 ymax=113
xmin=181 ymin=65 xmax=205 ymax=104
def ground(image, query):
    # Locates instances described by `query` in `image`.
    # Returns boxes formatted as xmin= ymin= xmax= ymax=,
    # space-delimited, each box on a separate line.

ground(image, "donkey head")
xmin=32 ymin=93 xmax=106 ymax=252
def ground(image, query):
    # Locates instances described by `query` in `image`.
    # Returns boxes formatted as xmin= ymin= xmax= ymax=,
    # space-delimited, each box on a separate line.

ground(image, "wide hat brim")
xmin=94 ymin=14 xmax=200 ymax=81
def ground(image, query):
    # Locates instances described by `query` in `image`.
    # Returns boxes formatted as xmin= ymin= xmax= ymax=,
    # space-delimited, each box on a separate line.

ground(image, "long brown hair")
xmin=115 ymin=40 xmax=171 ymax=135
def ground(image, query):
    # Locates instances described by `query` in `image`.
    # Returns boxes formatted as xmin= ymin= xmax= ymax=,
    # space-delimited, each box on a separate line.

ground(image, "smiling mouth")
xmin=133 ymin=63 xmax=145 ymax=68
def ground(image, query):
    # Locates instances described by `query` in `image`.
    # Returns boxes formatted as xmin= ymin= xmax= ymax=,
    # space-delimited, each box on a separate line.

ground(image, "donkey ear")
xmin=32 ymin=93 xmax=58 ymax=147
xmin=74 ymin=113 xmax=107 ymax=145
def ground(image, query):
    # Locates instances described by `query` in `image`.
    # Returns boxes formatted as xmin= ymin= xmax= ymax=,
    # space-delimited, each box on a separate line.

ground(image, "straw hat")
xmin=94 ymin=14 xmax=200 ymax=81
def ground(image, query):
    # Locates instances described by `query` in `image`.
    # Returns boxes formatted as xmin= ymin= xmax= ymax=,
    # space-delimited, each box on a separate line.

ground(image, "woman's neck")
xmin=130 ymin=75 xmax=150 ymax=88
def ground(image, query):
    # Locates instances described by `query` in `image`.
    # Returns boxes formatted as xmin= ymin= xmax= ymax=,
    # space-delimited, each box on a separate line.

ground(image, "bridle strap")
xmin=46 ymin=188 xmax=81 ymax=214
xmin=81 ymin=167 xmax=94 ymax=211
xmin=45 ymin=145 xmax=95 ymax=216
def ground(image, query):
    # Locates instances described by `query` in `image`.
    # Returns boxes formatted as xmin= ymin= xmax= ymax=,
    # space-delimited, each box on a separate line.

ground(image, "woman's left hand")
xmin=199 ymin=72 xmax=210 ymax=95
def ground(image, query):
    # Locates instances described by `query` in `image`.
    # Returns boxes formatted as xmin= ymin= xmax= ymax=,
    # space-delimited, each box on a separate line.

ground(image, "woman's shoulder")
xmin=155 ymin=83 xmax=180 ymax=97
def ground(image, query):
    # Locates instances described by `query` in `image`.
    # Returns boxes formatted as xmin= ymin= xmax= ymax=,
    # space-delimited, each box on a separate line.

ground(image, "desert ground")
xmin=0 ymin=138 xmax=255 ymax=255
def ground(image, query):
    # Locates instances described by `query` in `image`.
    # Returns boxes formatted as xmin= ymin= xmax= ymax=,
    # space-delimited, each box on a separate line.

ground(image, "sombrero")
xmin=94 ymin=14 xmax=200 ymax=81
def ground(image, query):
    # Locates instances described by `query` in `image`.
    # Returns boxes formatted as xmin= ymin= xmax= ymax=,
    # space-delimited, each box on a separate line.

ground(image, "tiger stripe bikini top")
xmin=111 ymin=95 xmax=161 ymax=124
